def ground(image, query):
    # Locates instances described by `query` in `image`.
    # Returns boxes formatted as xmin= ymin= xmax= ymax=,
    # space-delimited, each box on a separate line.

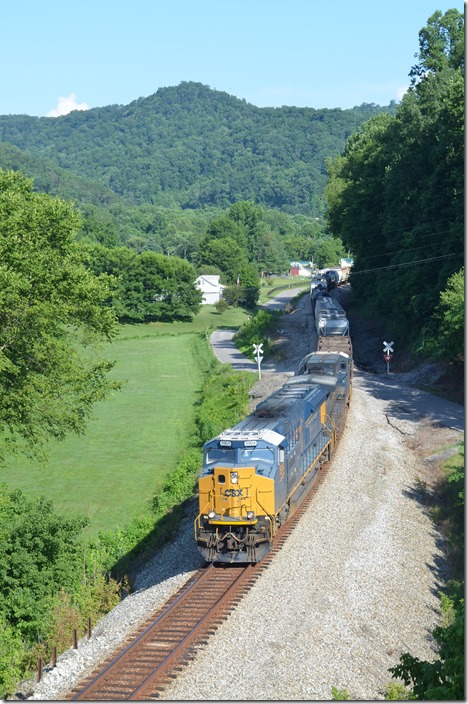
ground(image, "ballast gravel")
xmin=25 ymin=368 xmax=457 ymax=701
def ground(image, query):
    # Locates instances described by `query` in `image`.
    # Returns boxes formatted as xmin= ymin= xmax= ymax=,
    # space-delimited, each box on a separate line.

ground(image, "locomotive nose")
xmin=213 ymin=467 xmax=254 ymax=519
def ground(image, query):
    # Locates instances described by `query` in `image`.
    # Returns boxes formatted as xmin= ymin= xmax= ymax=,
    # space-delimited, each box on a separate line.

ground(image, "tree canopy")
xmin=0 ymin=83 xmax=393 ymax=217
xmin=325 ymin=9 xmax=464 ymax=357
xmin=0 ymin=169 xmax=119 ymax=463
xmin=81 ymin=244 xmax=202 ymax=322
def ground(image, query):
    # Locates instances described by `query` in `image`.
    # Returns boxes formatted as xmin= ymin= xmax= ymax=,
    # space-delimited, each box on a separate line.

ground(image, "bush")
xmin=196 ymin=363 xmax=253 ymax=443
xmin=233 ymin=309 xmax=281 ymax=358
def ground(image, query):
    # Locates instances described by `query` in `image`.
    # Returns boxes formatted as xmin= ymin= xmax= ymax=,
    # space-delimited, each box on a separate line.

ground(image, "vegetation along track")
xmin=68 ymin=461 xmax=331 ymax=700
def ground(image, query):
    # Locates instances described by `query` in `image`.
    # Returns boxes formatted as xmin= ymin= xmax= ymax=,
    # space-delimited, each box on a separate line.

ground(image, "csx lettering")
xmin=223 ymin=489 xmax=244 ymax=497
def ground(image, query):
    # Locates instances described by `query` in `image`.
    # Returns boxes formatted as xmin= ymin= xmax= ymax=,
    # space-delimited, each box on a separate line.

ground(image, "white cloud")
xmin=47 ymin=93 xmax=89 ymax=117
xmin=395 ymin=85 xmax=409 ymax=101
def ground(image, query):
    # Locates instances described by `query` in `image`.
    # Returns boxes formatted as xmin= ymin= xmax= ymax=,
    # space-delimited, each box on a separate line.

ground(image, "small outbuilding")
xmin=289 ymin=261 xmax=313 ymax=277
xmin=195 ymin=275 xmax=225 ymax=305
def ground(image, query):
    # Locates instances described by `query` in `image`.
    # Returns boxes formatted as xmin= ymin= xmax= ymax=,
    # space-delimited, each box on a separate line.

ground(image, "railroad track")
xmin=68 ymin=460 xmax=331 ymax=700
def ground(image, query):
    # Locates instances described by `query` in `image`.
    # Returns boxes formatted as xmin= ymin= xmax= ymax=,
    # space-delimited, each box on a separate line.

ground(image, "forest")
xmin=0 ymin=83 xmax=393 ymax=216
xmin=0 ymin=8 xmax=463 ymax=699
xmin=325 ymin=8 xmax=463 ymax=362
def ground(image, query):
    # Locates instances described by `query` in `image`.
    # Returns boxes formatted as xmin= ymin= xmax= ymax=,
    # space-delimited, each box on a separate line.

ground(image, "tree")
xmin=409 ymin=9 xmax=464 ymax=84
xmin=198 ymin=236 xmax=250 ymax=284
xmin=313 ymin=237 xmax=346 ymax=269
xmin=324 ymin=10 xmax=463 ymax=351
xmin=0 ymin=485 xmax=88 ymax=641
xmin=82 ymin=243 xmax=202 ymax=322
xmin=227 ymin=201 xmax=266 ymax=262
xmin=0 ymin=170 xmax=118 ymax=464
xmin=435 ymin=268 xmax=464 ymax=361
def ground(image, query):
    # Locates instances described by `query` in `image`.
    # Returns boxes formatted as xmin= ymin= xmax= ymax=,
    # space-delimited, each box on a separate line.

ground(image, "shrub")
xmin=233 ymin=309 xmax=281 ymax=358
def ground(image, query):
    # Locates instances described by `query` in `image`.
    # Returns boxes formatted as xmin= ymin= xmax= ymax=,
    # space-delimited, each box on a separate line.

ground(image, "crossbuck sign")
xmin=253 ymin=343 xmax=264 ymax=380
xmin=383 ymin=340 xmax=394 ymax=373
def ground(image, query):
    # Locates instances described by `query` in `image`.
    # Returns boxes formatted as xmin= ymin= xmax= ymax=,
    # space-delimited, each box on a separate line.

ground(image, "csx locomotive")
xmin=194 ymin=346 xmax=352 ymax=563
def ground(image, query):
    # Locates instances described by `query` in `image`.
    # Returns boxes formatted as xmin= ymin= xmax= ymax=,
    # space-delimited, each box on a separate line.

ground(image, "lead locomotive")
xmin=194 ymin=346 xmax=352 ymax=563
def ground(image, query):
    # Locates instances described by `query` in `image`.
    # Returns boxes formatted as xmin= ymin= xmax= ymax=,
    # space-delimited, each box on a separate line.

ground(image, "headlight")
xmin=319 ymin=318 xmax=326 ymax=328
xmin=208 ymin=510 xmax=216 ymax=519
xmin=230 ymin=471 xmax=238 ymax=484
xmin=246 ymin=511 xmax=255 ymax=520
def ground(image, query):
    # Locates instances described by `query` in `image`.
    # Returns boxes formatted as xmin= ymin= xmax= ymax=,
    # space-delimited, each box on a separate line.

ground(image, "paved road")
xmin=210 ymin=285 xmax=464 ymax=433
xmin=210 ymin=286 xmax=305 ymax=372
xmin=354 ymin=370 xmax=464 ymax=432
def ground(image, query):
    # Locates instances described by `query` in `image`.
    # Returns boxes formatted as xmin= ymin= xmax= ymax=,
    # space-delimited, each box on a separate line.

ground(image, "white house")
xmin=195 ymin=275 xmax=225 ymax=305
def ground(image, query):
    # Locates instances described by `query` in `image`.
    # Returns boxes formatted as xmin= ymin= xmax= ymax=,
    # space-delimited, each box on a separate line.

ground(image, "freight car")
xmin=314 ymin=295 xmax=349 ymax=337
xmin=194 ymin=349 xmax=352 ymax=563
xmin=309 ymin=275 xmax=328 ymax=299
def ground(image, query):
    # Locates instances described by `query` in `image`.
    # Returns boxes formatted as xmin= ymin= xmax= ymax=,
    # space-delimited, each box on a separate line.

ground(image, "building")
xmin=289 ymin=261 xmax=313 ymax=277
xmin=195 ymin=275 xmax=225 ymax=305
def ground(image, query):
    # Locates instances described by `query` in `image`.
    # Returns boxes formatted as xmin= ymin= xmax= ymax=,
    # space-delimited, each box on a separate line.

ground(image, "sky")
xmin=2 ymin=0 xmax=464 ymax=117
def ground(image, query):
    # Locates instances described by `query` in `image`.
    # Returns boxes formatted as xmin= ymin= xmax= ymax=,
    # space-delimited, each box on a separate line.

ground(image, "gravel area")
xmin=20 ymin=289 xmax=462 ymax=701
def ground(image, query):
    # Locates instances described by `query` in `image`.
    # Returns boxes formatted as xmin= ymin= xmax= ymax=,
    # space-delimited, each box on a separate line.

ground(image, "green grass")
xmin=118 ymin=304 xmax=250 ymax=338
xmin=0 ymin=304 xmax=260 ymax=535
xmin=0 ymin=331 xmax=210 ymax=535
xmin=258 ymin=277 xmax=310 ymax=303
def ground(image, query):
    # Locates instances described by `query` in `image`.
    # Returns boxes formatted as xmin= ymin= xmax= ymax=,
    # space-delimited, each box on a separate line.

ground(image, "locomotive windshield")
xmin=204 ymin=444 xmax=275 ymax=466
xmin=239 ymin=447 xmax=274 ymax=463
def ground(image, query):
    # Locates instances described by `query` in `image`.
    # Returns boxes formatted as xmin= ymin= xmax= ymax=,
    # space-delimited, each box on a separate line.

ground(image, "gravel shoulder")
xmin=24 ymin=288 xmax=463 ymax=701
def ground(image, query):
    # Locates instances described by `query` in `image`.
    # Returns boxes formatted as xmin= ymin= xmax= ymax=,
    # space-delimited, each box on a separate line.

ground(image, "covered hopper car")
xmin=195 ymin=349 xmax=352 ymax=563
xmin=314 ymin=295 xmax=349 ymax=336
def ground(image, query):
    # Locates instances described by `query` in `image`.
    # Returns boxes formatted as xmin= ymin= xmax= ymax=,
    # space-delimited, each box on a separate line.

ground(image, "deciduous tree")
xmin=0 ymin=170 xmax=118 ymax=463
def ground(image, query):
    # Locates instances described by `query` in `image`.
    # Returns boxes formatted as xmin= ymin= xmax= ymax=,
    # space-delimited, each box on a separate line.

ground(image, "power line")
xmin=357 ymin=236 xmax=454 ymax=263
xmin=350 ymin=252 xmax=461 ymax=275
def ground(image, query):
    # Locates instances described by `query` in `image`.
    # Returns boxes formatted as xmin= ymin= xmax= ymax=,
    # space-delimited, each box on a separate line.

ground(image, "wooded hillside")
xmin=0 ymin=82 xmax=393 ymax=215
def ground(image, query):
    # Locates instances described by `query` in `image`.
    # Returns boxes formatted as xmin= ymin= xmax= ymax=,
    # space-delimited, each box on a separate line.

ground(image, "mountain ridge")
xmin=0 ymin=81 xmax=394 ymax=214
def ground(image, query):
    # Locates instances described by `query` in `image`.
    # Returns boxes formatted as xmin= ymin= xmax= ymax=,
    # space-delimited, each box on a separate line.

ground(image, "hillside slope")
xmin=0 ymin=82 xmax=393 ymax=214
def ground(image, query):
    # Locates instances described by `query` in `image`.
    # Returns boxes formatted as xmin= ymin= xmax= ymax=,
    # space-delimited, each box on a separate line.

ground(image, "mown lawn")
xmin=258 ymin=277 xmax=310 ymax=303
xmin=1 ymin=305 xmax=250 ymax=534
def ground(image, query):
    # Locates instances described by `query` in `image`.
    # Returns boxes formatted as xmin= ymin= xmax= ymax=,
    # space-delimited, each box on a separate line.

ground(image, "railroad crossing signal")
xmin=253 ymin=343 xmax=264 ymax=380
xmin=383 ymin=340 xmax=394 ymax=373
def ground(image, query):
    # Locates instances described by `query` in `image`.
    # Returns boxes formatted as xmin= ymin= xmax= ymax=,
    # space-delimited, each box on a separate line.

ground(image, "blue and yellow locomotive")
xmin=194 ymin=348 xmax=352 ymax=563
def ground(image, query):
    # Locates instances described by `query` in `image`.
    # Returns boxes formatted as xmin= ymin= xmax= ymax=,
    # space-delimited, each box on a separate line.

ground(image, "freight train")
xmin=194 ymin=335 xmax=352 ymax=564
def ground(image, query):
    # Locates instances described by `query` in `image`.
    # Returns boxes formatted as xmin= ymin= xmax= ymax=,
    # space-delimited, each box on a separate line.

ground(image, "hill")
xmin=0 ymin=81 xmax=394 ymax=215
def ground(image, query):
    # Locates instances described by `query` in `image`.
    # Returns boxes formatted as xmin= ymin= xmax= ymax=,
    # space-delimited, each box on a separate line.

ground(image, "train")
xmin=194 ymin=331 xmax=353 ymax=564
xmin=310 ymin=268 xmax=349 ymax=299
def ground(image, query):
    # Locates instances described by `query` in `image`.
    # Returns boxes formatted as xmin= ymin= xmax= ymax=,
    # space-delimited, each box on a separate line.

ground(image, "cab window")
xmin=205 ymin=447 xmax=236 ymax=464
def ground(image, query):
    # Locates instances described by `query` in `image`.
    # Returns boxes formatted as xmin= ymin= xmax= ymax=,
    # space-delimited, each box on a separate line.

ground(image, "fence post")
xmin=73 ymin=629 xmax=78 ymax=649
xmin=37 ymin=657 xmax=42 ymax=682
xmin=53 ymin=646 xmax=57 ymax=668
xmin=88 ymin=617 xmax=92 ymax=639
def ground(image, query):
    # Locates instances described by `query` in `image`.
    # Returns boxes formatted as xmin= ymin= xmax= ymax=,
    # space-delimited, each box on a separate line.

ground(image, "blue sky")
xmin=2 ymin=0 xmax=463 ymax=116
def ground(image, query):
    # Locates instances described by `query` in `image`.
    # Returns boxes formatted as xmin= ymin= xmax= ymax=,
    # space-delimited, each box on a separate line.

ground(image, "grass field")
xmin=258 ymin=276 xmax=310 ymax=303
xmin=0 ymin=305 xmax=251 ymax=534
